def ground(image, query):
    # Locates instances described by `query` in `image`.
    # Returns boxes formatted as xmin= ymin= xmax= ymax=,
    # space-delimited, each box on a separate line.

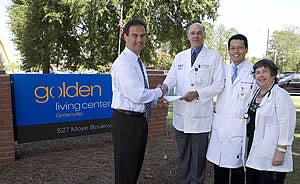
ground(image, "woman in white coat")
xmin=245 ymin=59 xmax=296 ymax=184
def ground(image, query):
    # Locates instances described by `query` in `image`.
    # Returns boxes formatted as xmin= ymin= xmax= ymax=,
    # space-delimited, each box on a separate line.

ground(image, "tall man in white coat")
xmin=160 ymin=23 xmax=224 ymax=184
xmin=206 ymin=34 xmax=256 ymax=184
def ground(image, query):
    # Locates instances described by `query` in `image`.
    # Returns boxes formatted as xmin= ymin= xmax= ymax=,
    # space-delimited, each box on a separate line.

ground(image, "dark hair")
xmin=123 ymin=19 xmax=147 ymax=36
xmin=252 ymin=59 xmax=279 ymax=84
xmin=228 ymin=34 xmax=248 ymax=49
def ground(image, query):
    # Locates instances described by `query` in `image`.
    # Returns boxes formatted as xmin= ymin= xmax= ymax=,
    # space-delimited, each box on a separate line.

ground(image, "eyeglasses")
xmin=188 ymin=31 xmax=203 ymax=36
xmin=229 ymin=46 xmax=246 ymax=51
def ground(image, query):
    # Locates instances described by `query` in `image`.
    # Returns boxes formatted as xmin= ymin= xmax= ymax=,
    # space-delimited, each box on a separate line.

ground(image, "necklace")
xmin=257 ymin=92 xmax=266 ymax=98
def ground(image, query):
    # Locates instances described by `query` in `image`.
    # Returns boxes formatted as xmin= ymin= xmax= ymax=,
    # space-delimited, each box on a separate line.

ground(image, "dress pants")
xmin=175 ymin=129 xmax=209 ymax=184
xmin=112 ymin=110 xmax=148 ymax=184
xmin=214 ymin=164 xmax=245 ymax=184
xmin=246 ymin=167 xmax=286 ymax=184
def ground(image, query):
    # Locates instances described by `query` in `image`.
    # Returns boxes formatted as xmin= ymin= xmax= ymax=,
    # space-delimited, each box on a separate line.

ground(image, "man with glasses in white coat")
xmin=160 ymin=23 xmax=224 ymax=184
xmin=206 ymin=34 xmax=257 ymax=184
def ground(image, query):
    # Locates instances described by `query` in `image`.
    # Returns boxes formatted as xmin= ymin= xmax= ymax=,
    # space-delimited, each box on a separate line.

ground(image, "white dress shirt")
xmin=111 ymin=47 xmax=162 ymax=113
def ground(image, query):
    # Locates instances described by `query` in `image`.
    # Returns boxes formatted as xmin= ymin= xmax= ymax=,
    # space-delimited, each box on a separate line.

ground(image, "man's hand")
xmin=180 ymin=91 xmax=199 ymax=102
xmin=156 ymin=84 xmax=168 ymax=96
xmin=157 ymin=97 xmax=169 ymax=108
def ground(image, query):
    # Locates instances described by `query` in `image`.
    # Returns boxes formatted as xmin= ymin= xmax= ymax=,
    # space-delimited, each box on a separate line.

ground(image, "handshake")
xmin=156 ymin=84 xmax=169 ymax=107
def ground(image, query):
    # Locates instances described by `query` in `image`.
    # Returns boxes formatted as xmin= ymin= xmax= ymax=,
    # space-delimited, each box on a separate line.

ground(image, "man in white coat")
xmin=206 ymin=34 xmax=256 ymax=184
xmin=160 ymin=23 xmax=224 ymax=184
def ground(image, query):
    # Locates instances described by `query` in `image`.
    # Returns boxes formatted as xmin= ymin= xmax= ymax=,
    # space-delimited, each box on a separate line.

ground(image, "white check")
xmin=164 ymin=96 xmax=182 ymax=102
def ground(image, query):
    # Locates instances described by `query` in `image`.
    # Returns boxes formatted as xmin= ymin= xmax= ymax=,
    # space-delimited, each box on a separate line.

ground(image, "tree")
xmin=0 ymin=53 xmax=4 ymax=70
xmin=247 ymin=56 xmax=260 ymax=64
xmin=154 ymin=23 xmax=240 ymax=70
xmin=9 ymin=0 xmax=78 ymax=73
xmin=267 ymin=26 xmax=300 ymax=72
xmin=205 ymin=24 xmax=238 ymax=63
xmin=154 ymin=52 xmax=173 ymax=70
xmin=9 ymin=0 xmax=220 ymax=73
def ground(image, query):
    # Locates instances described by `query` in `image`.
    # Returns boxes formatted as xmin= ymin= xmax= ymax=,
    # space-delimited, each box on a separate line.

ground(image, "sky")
xmin=1 ymin=0 xmax=300 ymax=66
xmin=0 ymin=0 xmax=17 ymax=64
xmin=214 ymin=0 xmax=300 ymax=58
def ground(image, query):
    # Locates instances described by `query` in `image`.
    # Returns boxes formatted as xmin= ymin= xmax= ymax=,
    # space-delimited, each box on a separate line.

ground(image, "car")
xmin=278 ymin=73 xmax=300 ymax=95
xmin=277 ymin=73 xmax=285 ymax=80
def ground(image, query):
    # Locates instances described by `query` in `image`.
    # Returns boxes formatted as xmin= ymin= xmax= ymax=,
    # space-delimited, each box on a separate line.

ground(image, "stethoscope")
xmin=243 ymin=81 xmax=275 ymax=119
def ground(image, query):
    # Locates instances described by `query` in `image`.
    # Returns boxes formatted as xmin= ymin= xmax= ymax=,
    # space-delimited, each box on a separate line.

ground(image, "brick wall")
xmin=147 ymin=70 xmax=168 ymax=139
xmin=0 ymin=70 xmax=15 ymax=165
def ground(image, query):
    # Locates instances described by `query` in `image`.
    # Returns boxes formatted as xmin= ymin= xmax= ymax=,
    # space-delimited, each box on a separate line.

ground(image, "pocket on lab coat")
xmin=173 ymin=100 xmax=185 ymax=114
xmin=260 ymin=124 xmax=279 ymax=159
xmin=212 ymin=114 xmax=224 ymax=136
xmin=197 ymin=68 xmax=210 ymax=85
xmin=260 ymin=142 xmax=277 ymax=159
xmin=212 ymin=113 xmax=245 ymax=139
xmin=221 ymin=137 xmax=243 ymax=166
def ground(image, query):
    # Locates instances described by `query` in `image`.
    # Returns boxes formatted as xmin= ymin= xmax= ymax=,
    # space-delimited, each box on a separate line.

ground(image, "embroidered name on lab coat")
xmin=177 ymin=64 xmax=184 ymax=70
xmin=199 ymin=64 xmax=209 ymax=68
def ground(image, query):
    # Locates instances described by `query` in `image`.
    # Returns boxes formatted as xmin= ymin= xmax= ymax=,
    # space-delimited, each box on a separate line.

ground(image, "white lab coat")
xmin=246 ymin=84 xmax=296 ymax=172
xmin=163 ymin=47 xmax=224 ymax=133
xmin=206 ymin=61 xmax=256 ymax=168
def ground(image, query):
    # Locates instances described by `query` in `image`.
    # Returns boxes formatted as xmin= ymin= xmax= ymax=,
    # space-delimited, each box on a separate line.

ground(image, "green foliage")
xmin=9 ymin=0 xmax=120 ymax=73
xmin=267 ymin=26 xmax=300 ymax=72
xmin=153 ymin=23 xmax=239 ymax=70
xmin=247 ymin=56 xmax=262 ymax=64
xmin=96 ymin=62 xmax=112 ymax=74
xmin=205 ymin=24 xmax=238 ymax=63
xmin=10 ymin=0 xmax=78 ymax=73
xmin=154 ymin=52 xmax=174 ymax=70
xmin=285 ymin=96 xmax=300 ymax=183
xmin=0 ymin=54 xmax=4 ymax=70
xmin=9 ymin=0 xmax=220 ymax=73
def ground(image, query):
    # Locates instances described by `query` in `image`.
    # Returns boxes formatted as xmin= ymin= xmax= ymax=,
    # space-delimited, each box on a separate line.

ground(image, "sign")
xmin=11 ymin=74 xmax=113 ymax=143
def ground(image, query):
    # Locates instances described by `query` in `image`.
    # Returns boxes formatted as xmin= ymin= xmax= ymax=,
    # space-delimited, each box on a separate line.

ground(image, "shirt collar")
xmin=191 ymin=46 xmax=203 ymax=57
xmin=231 ymin=60 xmax=246 ymax=70
xmin=124 ymin=47 xmax=139 ymax=62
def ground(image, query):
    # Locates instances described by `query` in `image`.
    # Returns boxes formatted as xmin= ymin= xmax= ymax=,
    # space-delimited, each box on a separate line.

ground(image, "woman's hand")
xmin=272 ymin=149 xmax=285 ymax=166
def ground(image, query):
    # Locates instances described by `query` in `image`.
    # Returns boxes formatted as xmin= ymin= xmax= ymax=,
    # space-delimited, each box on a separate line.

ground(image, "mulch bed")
xmin=0 ymin=124 xmax=213 ymax=184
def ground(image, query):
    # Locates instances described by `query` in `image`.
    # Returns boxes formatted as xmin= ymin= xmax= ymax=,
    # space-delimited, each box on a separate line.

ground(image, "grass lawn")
xmin=166 ymin=97 xmax=300 ymax=183
xmin=286 ymin=96 xmax=300 ymax=183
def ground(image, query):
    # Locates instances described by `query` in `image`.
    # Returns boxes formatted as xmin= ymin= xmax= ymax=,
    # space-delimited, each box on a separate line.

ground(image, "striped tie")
xmin=231 ymin=66 xmax=238 ymax=83
xmin=191 ymin=51 xmax=196 ymax=67
xmin=138 ymin=57 xmax=151 ymax=122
